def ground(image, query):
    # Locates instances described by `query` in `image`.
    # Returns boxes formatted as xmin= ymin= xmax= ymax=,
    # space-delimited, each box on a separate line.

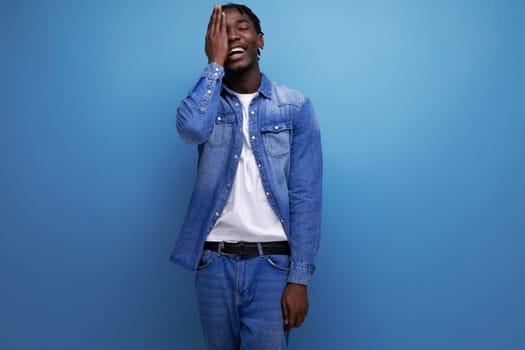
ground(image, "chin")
xmin=225 ymin=58 xmax=257 ymax=73
xmin=225 ymin=62 xmax=246 ymax=72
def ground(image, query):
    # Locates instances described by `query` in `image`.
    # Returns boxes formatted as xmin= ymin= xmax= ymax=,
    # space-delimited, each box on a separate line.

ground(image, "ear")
xmin=258 ymin=33 xmax=264 ymax=49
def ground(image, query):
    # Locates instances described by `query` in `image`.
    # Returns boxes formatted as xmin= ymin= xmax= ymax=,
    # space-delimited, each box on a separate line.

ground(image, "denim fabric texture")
xmin=195 ymin=249 xmax=289 ymax=349
xmin=170 ymin=63 xmax=322 ymax=285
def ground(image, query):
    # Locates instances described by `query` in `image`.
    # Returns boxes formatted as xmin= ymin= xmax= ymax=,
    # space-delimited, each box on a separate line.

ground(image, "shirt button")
xmin=214 ymin=73 xmax=218 ymax=77
xmin=235 ymin=103 xmax=239 ymax=106
xmin=226 ymin=183 xmax=231 ymax=188
xmin=215 ymin=211 xmax=220 ymax=217
xmin=217 ymin=116 xmax=222 ymax=121
xmin=207 ymin=90 xmax=212 ymax=94
xmin=258 ymin=163 xmax=262 ymax=168
xmin=234 ymin=154 xmax=239 ymax=159
xmin=250 ymin=111 xmax=255 ymax=115
xmin=215 ymin=67 xmax=220 ymax=72
xmin=251 ymin=135 xmax=256 ymax=140
xmin=266 ymin=192 xmax=270 ymax=196
xmin=274 ymin=125 xmax=279 ymax=130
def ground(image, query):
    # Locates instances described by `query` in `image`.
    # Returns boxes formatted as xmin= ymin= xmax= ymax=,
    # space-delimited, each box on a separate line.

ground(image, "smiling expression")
xmin=223 ymin=7 xmax=264 ymax=73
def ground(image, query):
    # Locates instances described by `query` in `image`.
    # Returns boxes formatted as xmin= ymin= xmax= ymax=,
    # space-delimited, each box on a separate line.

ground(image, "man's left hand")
xmin=281 ymin=283 xmax=309 ymax=333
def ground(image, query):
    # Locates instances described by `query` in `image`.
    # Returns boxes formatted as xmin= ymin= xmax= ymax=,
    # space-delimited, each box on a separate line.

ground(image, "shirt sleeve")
xmin=286 ymin=98 xmax=323 ymax=285
xmin=176 ymin=63 xmax=225 ymax=144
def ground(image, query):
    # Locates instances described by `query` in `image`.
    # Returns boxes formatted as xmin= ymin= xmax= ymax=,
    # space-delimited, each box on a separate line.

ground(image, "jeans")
xmin=195 ymin=249 xmax=290 ymax=350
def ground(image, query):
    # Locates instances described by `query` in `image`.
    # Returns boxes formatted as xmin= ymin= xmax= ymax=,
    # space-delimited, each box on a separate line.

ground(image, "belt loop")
xmin=256 ymin=242 xmax=264 ymax=256
xmin=239 ymin=241 xmax=245 ymax=256
xmin=218 ymin=241 xmax=224 ymax=255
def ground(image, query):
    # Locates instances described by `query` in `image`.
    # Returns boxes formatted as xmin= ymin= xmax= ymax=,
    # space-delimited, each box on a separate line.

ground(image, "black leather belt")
xmin=204 ymin=241 xmax=290 ymax=256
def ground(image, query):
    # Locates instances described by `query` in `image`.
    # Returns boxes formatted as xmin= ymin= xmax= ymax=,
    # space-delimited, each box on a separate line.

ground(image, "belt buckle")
xmin=219 ymin=241 xmax=241 ymax=256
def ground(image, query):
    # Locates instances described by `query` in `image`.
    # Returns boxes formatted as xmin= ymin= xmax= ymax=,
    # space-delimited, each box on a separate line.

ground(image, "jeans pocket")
xmin=265 ymin=254 xmax=290 ymax=272
xmin=196 ymin=250 xmax=217 ymax=271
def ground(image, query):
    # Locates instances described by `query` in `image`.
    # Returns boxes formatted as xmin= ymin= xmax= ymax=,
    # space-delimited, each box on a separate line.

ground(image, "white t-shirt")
xmin=206 ymin=89 xmax=287 ymax=242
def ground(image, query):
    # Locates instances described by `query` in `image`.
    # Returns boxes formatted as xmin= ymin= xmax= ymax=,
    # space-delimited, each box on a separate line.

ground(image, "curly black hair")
xmin=222 ymin=3 xmax=263 ymax=35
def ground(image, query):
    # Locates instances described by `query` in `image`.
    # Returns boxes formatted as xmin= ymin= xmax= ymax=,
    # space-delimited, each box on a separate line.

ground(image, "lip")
xmin=228 ymin=45 xmax=247 ymax=53
xmin=227 ymin=45 xmax=247 ymax=56
xmin=227 ymin=50 xmax=246 ymax=62
xmin=226 ymin=47 xmax=247 ymax=62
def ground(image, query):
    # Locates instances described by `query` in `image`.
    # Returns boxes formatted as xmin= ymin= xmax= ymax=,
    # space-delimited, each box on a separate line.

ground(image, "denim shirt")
xmin=170 ymin=63 xmax=322 ymax=285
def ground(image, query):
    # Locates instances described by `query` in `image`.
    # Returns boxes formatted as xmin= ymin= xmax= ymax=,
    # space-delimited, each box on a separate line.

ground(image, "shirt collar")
xmin=258 ymin=73 xmax=272 ymax=99
xmin=222 ymin=73 xmax=272 ymax=99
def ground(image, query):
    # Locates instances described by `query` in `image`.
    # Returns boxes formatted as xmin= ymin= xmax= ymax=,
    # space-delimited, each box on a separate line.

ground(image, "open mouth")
xmin=228 ymin=47 xmax=246 ymax=57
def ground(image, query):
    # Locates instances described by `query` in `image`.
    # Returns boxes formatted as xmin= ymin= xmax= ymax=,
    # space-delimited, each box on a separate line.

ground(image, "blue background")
xmin=1 ymin=0 xmax=524 ymax=349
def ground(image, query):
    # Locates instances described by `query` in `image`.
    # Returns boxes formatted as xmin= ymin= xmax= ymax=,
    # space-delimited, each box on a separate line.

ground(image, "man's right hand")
xmin=205 ymin=5 xmax=229 ymax=66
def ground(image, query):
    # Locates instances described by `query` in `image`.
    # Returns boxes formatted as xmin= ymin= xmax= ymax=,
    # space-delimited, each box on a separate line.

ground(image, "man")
xmin=170 ymin=3 xmax=322 ymax=349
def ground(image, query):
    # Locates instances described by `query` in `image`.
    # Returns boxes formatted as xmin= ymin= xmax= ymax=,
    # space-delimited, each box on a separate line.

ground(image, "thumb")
xmin=282 ymin=300 xmax=289 ymax=325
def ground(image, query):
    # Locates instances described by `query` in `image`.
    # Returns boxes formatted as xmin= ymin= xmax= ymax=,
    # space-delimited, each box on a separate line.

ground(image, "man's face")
xmin=223 ymin=8 xmax=264 ymax=72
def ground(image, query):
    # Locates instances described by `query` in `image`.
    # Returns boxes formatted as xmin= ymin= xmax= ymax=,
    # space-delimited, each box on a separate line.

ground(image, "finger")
xmin=284 ymin=309 xmax=292 ymax=333
xmin=296 ymin=313 xmax=306 ymax=327
xmin=281 ymin=301 xmax=289 ymax=325
xmin=299 ymin=305 xmax=308 ymax=325
xmin=216 ymin=9 xmax=222 ymax=35
xmin=207 ymin=5 xmax=217 ymax=32
xmin=282 ymin=300 xmax=290 ymax=333
xmin=288 ymin=308 xmax=298 ymax=330
xmin=212 ymin=6 xmax=221 ymax=35
xmin=214 ymin=6 xmax=222 ymax=34
xmin=219 ymin=11 xmax=226 ymax=35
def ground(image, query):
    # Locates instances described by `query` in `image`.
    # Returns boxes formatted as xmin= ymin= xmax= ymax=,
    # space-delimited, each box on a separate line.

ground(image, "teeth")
xmin=229 ymin=47 xmax=245 ymax=55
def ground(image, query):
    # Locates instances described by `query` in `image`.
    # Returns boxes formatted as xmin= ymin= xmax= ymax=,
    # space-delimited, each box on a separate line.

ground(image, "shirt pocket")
xmin=209 ymin=113 xmax=235 ymax=147
xmin=261 ymin=121 xmax=292 ymax=158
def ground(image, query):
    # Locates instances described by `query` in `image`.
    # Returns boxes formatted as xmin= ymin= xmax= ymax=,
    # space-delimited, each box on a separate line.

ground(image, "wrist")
xmin=208 ymin=58 xmax=225 ymax=66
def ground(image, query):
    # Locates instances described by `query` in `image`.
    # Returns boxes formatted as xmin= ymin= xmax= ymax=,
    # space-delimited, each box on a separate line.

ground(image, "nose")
xmin=227 ymin=27 xmax=240 ymax=42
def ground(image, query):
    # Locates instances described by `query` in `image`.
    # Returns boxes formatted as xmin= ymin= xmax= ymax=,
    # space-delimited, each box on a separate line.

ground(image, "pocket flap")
xmin=261 ymin=121 xmax=291 ymax=133
xmin=215 ymin=113 xmax=235 ymax=124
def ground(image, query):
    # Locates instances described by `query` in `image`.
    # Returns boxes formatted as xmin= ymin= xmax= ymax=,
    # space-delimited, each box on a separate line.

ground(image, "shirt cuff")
xmin=287 ymin=262 xmax=316 ymax=285
xmin=203 ymin=63 xmax=224 ymax=79
xmin=197 ymin=63 xmax=224 ymax=113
